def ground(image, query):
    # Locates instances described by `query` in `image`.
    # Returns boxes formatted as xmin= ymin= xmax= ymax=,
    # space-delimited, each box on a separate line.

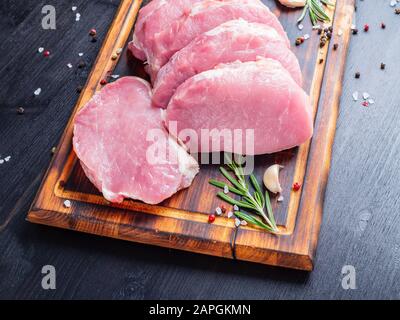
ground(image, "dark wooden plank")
xmin=1 ymin=0 xmax=400 ymax=299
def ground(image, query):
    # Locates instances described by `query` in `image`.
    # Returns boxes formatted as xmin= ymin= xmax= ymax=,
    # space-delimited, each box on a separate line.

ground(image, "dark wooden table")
xmin=1 ymin=0 xmax=399 ymax=300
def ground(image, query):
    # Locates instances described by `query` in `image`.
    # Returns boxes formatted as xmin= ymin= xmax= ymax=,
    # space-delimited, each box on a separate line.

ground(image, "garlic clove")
xmin=277 ymin=0 xmax=306 ymax=8
xmin=263 ymin=164 xmax=284 ymax=194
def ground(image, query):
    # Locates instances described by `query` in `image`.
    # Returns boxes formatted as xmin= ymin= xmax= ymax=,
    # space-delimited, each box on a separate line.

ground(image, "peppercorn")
xmin=319 ymin=40 xmax=326 ymax=48
xmin=43 ymin=50 xmax=50 ymax=57
xmin=100 ymin=79 xmax=107 ymax=85
xmin=362 ymin=101 xmax=369 ymax=107
xmin=381 ymin=22 xmax=386 ymax=29
xmin=208 ymin=214 xmax=216 ymax=223
xmin=395 ymin=8 xmax=400 ymax=15
xmin=355 ymin=72 xmax=360 ymax=79
xmin=17 ymin=107 xmax=25 ymax=115
xmin=78 ymin=61 xmax=86 ymax=69
xmin=333 ymin=43 xmax=339 ymax=50
xmin=324 ymin=27 xmax=329 ymax=33
xmin=319 ymin=58 xmax=324 ymax=64
xmin=326 ymin=31 xmax=332 ymax=39
xmin=221 ymin=205 xmax=227 ymax=214
xmin=111 ymin=53 xmax=118 ymax=61
xmin=76 ymin=85 xmax=83 ymax=93
xmin=380 ymin=63 xmax=386 ymax=70
xmin=295 ymin=37 xmax=304 ymax=46
xmin=328 ymin=26 xmax=333 ymax=32
xmin=363 ymin=24 xmax=369 ymax=32
xmin=89 ymin=28 xmax=97 ymax=36
xmin=317 ymin=27 xmax=323 ymax=35
xmin=293 ymin=183 xmax=301 ymax=191
xmin=352 ymin=28 xmax=358 ymax=35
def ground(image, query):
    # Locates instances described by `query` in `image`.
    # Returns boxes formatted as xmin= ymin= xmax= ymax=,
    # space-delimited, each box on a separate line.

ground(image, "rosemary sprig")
xmin=298 ymin=0 xmax=333 ymax=26
xmin=209 ymin=156 xmax=279 ymax=234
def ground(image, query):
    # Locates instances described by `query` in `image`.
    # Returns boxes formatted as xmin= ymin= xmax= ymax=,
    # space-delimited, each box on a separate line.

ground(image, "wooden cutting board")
xmin=27 ymin=0 xmax=355 ymax=271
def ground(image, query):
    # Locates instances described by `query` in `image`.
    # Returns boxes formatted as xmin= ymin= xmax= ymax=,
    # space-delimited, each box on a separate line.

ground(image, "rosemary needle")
xmin=298 ymin=0 xmax=333 ymax=26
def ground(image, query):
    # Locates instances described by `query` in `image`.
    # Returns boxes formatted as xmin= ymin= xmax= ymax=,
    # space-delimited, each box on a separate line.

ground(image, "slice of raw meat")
xmin=147 ymin=0 xmax=290 ymax=80
xmin=153 ymin=19 xmax=302 ymax=109
xmin=73 ymin=77 xmax=199 ymax=204
xmin=129 ymin=0 xmax=201 ymax=62
xmin=166 ymin=58 xmax=313 ymax=155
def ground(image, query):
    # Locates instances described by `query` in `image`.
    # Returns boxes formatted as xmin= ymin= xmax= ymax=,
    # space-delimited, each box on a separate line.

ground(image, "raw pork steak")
xmin=166 ymin=59 xmax=313 ymax=155
xmin=146 ymin=0 xmax=289 ymax=80
xmin=129 ymin=0 xmax=201 ymax=62
xmin=73 ymin=77 xmax=199 ymax=204
xmin=153 ymin=19 xmax=302 ymax=109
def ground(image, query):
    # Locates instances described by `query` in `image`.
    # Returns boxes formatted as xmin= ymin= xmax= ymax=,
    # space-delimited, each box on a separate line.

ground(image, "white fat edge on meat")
xmin=189 ymin=0 xmax=261 ymax=16
xmin=160 ymin=109 xmax=199 ymax=185
xmin=205 ymin=19 xmax=281 ymax=40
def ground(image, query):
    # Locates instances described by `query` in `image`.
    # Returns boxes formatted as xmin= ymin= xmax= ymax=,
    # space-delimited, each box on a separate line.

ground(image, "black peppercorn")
xmin=17 ymin=107 xmax=25 ymax=115
xmin=355 ymin=72 xmax=360 ymax=79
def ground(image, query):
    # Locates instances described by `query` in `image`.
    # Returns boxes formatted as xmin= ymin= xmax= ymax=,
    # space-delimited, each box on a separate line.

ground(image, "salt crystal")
xmin=337 ymin=29 xmax=343 ymax=36
xmin=72 ymin=6 xmax=77 ymax=11
xmin=0 ymin=160 xmax=4 ymax=165
xmin=303 ymin=34 xmax=310 ymax=40
xmin=63 ymin=200 xmax=72 ymax=208
xmin=116 ymin=48 xmax=123 ymax=54
xmin=215 ymin=207 xmax=222 ymax=216
xmin=75 ymin=13 xmax=81 ymax=21
xmin=313 ymin=24 xmax=321 ymax=30
xmin=277 ymin=195 xmax=284 ymax=202
xmin=368 ymin=98 xmax=375 ymax=104
xmin=352 ymin=91 xmax=359 ymax=101
xmin=78 ymin=52 xmax=84 ymax=57
xmin=298 ymin=23 xmax=304 ymax=30
xmin=233 ymin=205 xmax=239 ymax=211
xmin=363 ymin=92 xmax=370 ymax=100
xmin=223 ymin=185 xmax=229 ymax=194
xmin=351 ymin=24 xmax=356 ymax=30
xmin=4 ymin=156 xmax=11 ymax=162
xmin=235 ymin=218 xmax=241 ymax=227
xmin=390 ymin=0 xmax=397 ymax=7
xmin=111 ymin=75 xmax=120 ymax=79
xmin=67 ymin=63 xmax=73 ymax=68
xmin=240 ymin=220 xmax=248 ymax=226
xmin=38 ymin=47 xmax=44 ymax=53
xmin=227 ymin=211 xmax=234 ymax=219
xmin=34 ymin=88 xmax=42 ymax=96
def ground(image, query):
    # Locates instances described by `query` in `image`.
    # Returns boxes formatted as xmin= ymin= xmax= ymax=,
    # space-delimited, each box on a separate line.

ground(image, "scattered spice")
xmin=380 ymin=62 xmax=386 ymax=70
xmin=76 ymin=85 xmax=83 ymax=93
xmin=317 ymin=27 xmax=323 ymax=35
xmin=293 ymin=182 xmax=301 ymax=191
xmin=38 ymin=47 xmax=44 ymax=53
xmin=67 ymin=63 xmax=73 ymax=69
xmin=116 ymin=48 xmax=123 ymax=55
xmin=111 ymin=53 xmax=118 ymax=61
xmin=352 ymin=28 xmax=358 ymax=35
xmin=43 ymin=50 xmax=50 ymax=57
xmin=381 ymin=22 xmax=386 ymax=29
xmin=233 ymin=205 xmax=239 ymax=212
xmin=215 ymin=207 xmax=222 ymax=216
xmin=72 ymin=6 xmax=77 ymax=11
xmin=395 ymin=8 xmax=400 ymax=15
xmin=333 ymin=43 xmax=339 ymax=50
xmin=223 ymin=185 xmax=229 ymax=194
xmin=295 ymin=36 xmax=304 ymax=46
xmin=17 ymin=107 xmax=25 ymax=115
xmin=89 ymin=28 xmax=97 ymax=36
xmin=63 ymin=200 xmax=72 ymax=208
xmin=51 ymin=147 xmax=57 ymax=154
xmin=78 ymin=61 xmax=86 ymax=69
xmin=234 ymin=218 xmax=241 ymax=228
xmin=362 ymin=101 xmax=369 ymax=107
xmin=75 ymin=13 xmax=81 ymax=21
xmin=100 ymin=79 xmax=107 ymax=85
xmin=227 ymin=211 xmax=234 ymax=219
xmin=34 ymin=88 xmax=42 ymax=96
xmin=221 ymin=205 xmax=227 ymax=214
xmin=352 ymin=91 xmax=359 ymax=101
xmin=277 ymin=195 xmax=284 ymax=203
xmin=208 ymin=214 xmax=216 ymax=223
xmin=319 ymin=58 xmax=324 ymax=64
xmin=355 ymin=72 xmax=360 ymax=79
xmin=241 ymin=220 xmax=248 ymax=226
xmin=363 ymin=24 xmax=369 ymax=32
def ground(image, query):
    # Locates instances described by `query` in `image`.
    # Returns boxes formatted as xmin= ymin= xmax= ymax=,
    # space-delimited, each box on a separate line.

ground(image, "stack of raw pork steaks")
xmin=73 ymin=0 xmax=313 ymax=204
